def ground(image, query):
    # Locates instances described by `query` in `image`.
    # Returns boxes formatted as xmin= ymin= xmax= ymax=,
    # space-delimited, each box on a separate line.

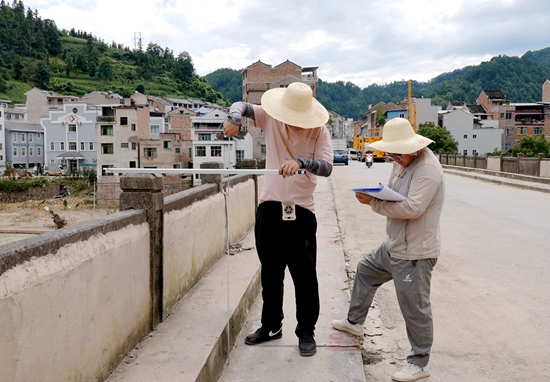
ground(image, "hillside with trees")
xmin=0 ymin=0 xmax=225 ymax=105
xmin=204 ymin=54 xmax=550 ymax=120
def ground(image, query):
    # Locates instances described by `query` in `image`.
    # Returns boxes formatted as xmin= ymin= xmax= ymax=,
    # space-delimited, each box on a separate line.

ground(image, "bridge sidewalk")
xmin=105 ymin=176 xmax=366 ymax=382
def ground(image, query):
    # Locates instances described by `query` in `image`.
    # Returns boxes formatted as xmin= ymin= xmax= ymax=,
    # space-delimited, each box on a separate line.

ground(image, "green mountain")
xmin=0 ymin=0 xmax=226 ymax=105
xmin=204 ymin=53 xmax=550 ymax=120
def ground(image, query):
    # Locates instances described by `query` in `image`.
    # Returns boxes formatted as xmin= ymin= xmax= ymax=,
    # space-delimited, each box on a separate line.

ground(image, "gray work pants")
xmin=348 ymin=243 xmax=437 ymax=367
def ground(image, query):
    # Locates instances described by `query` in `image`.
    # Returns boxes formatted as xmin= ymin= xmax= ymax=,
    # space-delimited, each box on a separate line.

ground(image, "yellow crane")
xmin=407 ymin=79 xmax=417 ymax=132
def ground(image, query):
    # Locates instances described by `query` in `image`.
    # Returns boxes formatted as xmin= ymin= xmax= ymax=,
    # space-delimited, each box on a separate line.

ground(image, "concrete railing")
xmin=439 ymin=152 xmax=549 ymax=179
xmin=0 ymin=160 xmax=263 ymax=382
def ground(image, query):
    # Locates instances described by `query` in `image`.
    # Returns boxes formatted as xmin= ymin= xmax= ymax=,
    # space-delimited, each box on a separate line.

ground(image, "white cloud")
xmin=22 ymin=0 xmax=550 ymax=88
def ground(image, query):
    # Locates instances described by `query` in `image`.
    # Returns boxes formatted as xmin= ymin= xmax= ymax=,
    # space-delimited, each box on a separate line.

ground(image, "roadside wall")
xmin=0 ymin=171 xmax=262 ymax=382
xmin=439 ymin=153 xmax=549 ymax=179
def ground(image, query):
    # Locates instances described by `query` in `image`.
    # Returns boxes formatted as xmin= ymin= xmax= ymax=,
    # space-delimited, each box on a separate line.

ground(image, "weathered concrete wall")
xmin=487 ymin=156 xmax=500 ymax=171
xmin=540 ymin=159 xmax=550 ymax=178
xmin=0 ymin=211 xmax=150 ymax=382
xmin=163 ymin=177 xmax=258 ymax=312
xmin=0 ymin=173 xmax=263 ymax=382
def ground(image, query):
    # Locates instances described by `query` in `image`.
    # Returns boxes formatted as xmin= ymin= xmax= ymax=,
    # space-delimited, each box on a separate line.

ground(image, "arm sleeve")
xmin=227 ymin=102 xmax=255 ymax=126
xmin=295 ymin=157 xmax=333 ymax=177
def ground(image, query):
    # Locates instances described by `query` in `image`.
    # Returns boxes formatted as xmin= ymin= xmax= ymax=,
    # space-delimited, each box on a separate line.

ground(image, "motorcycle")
xmin=54 ymin=185 xmax=70 ymax=198
xmin=365 ymin=153 xmax=373 ymax=168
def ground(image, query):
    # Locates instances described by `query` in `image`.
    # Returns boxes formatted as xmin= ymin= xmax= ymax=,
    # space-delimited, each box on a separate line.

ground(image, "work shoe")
xmin=298 ymin=332 xmax=316 ymax=356
xmin=391 ymin=363 xmax=430 ymax=382
xmin=244 ymin=326 xmax=282 ymax=345
xmin=331 ymin=318 xmax=364 ymax=336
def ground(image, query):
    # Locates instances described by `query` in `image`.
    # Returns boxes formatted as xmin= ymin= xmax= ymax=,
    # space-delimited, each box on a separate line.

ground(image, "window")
xmin=129 ymin=161 xmax=137 ymax=168
xmin=60 ymin=142 xmax=65 ymax=151
xmin=51 ymin=142 xmax=55 ymax=151
xmin=37 ymin=132 xmax=41 ymax=139
xmin=144 ymin=148 xmax=157 ymax=158
xmin=69 ymin=142 xmax=77 ymax=151
xmin=463 ymin=134 xmax=468 ymax=139
xmin=29 ymin=134 xmax=33 ymax=142
xmin=29 ymin=147 xmax=34 ymax=156
xmin=261 ymin=144 xmax=266 ymax=154
xmin=211 ymin=146 xmax=222 ymax=157
xmin=102 ymin=164 xmax=114 ymax=176
xmin=101 ymin=125 xmax=113 ymax=135
xmin=131 ymin=123 xmax=136 ymax=131
xmin=151 ymin=124 xmax=160 ymax=134
xmin=13 ymin=147 xmax=18 ymax=156
xmin=0 ymin=143 xmax=2 ymax=149
xmin=175 ymin=147 xmax=181 ymax=153
xmin=399 ymin=113 xmax=405 ymax=118
xmin=473 ymin=150 xmax=478 ymax=155
xmin=500 ymin=113 xmax=504 ymax=119
xmin=534 ymin=127 xmax=543 ymax=134
xmin=68 ymin=124 xmax=76 ymax=132
xmin=101 ymin=143 xmax=114 ymax=154
xmin=196 ymin=146 xmax=206 ymax=157
xmin=173 ymin=164 xmax=181 ymax=169
xmin=236 ymin=150 xmax=244 ymax=162
xmin=81 ymin=142 xmax=85 ymax=151
xmin=37 ymin=147 xmax=41 ymax=156
xmin=121 ymin=142 xmax=129 ymax=149
xmin=163 ymin=141 xmax=172 ymax=149
xmin=21 ymin=134 xmax=26 ymax=142
xmin=0 ymin=124 xmax=2 ymax=130
xmin=120 ymin=117 xmax=128 ymax=125
xmin=21 ymin=147 xmax=26 ymax=156
xmin=198 ymin=133 xmax=211 ymax=141
xmin=463 ymin=150 xmax=468 ymax=155
xmin=131 ymin=142 xmax=137 ymax=150
xmin=12 ymin=133 xmax=17 ymax=142
xmin=518 ymin=127 xmax=527 ymax=135
xmin=472 ymin=135 xmax=477 ymax=139
xmin=89 ymin=142 xmax=94 ymax=150
xmin=506 ymin=113 xmax=512 ymax=120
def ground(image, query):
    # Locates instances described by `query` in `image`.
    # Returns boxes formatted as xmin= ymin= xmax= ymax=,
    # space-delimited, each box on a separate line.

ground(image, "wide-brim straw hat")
xmin=261 ymin=82 xmax=329 ymax=128
xmin=367 ymin=118 xmax=434 ymax=154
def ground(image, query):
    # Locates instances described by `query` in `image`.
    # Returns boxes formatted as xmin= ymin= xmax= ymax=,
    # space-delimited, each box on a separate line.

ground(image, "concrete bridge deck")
xmin=104 ymin=165 xmax=550 ymax=382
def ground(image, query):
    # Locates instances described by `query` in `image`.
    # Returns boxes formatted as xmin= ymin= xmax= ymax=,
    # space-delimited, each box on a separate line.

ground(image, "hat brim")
xmin=261 ymin=88 xmax=329 ymax=129
xmin=367 ymin=134 xmax=434 ymax=154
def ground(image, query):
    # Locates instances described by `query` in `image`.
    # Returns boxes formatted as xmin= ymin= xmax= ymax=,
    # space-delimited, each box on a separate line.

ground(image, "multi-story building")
xmin=476 ymin=90 xmax=515 ymax=151
xmin=40 ymin=102 xmax=97 ymax=173
xmin=25 ymin=88 xmax=79 ymax=124
xmin=511 ymin=103 xmax=546 ymax=146
xmin=0 ymin=100 xmax=7 ymax=170
xmin=4 ymin=121 xmax=44 ymax=170
xmin=191 ymin=109 xmax=252 ymax=185
xmin=439 ymin=108 xmax=503 ymax=155
xmin=241 ymin=60 xmax=321 ymax=160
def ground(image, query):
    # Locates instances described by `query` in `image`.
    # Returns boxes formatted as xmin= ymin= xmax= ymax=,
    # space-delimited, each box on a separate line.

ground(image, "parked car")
xmin=333 ymin=149 xmax=349 ymax=165
xmin=348 ymin=149 xmax=359 ymax=161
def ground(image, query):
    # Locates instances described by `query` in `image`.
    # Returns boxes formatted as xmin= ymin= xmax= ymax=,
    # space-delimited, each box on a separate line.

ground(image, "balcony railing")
xmin=97 ymin=116 xmax=116 ymax=123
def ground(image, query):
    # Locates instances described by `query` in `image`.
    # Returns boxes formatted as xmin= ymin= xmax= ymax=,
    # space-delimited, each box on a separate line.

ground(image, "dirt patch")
xmin=0 ymin=195 xmax=118 ymax=234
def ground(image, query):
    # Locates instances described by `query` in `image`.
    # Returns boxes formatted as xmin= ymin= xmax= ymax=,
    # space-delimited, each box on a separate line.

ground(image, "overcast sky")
xmin=22 ymin=0 xmax=550 ymax=88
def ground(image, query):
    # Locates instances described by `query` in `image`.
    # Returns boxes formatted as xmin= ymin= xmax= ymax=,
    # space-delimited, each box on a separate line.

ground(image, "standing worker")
xmin=331 ymin=118 xmax=445 ymax=381
xmin=223 ymin=82 xmax=333 ymax=357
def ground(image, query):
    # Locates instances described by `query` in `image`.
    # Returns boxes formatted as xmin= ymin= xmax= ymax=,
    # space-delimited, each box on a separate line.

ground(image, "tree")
xmin=97 ymin=57 xmax=113 ymax=81
xmin=34 ymin=59 xmax=51 ymax=89
xmin=417 ymin=122 xmax=459 ymax=153
xmin=136 ymin=83 xmax=145 ymax=94
xmin=511 ymin=134 xmax=550 ymax=157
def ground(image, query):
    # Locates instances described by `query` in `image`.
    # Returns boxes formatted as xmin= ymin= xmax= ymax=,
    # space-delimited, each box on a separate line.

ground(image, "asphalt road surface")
xmin=329 ymin=159 xmax=550 ymax=381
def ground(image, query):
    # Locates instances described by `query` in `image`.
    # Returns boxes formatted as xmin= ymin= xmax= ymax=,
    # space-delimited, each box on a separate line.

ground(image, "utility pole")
xmin=133 ymin=32 xmax=142 ymax=51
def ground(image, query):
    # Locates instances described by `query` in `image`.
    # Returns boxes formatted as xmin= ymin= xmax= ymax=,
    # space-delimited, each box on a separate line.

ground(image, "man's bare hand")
xmin=279 ymin=160 xmax=300 ymax=178
xmin=355 ymin=192 xmax=373 ymax=205
xmin=223 ymin=121 xmax=239 ymax=137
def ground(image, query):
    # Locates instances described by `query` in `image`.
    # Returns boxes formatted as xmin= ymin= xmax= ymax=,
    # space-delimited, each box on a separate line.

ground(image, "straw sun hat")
xmin=367 ymin=118 xmax=434 ymax=154
xmin=261 ymin=82 xmax=329 ymax=128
